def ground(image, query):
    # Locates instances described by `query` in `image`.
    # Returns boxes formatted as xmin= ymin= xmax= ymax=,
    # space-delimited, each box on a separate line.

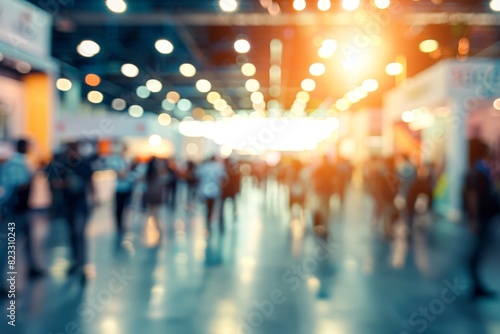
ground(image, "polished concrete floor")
xmin=1 ymin=177 xmax=500 ymax=334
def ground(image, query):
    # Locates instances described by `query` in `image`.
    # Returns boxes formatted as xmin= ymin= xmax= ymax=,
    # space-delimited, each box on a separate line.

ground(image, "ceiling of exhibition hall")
xmin=24 ymin=0 xmax=500 ymax=117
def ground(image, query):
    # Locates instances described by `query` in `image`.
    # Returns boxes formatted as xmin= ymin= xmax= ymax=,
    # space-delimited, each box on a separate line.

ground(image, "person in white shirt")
xmin=195 ymin=155 xmax=226 ymax=234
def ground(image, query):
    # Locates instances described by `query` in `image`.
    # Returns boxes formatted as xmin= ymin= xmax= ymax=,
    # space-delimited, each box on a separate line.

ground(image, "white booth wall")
xmin=383 ymin=58 xmax=500 ymax=220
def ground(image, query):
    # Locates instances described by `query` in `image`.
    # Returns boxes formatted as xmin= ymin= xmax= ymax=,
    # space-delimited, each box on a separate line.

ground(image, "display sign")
xmin=0 ymin=0 xmax=52 ymax=57
xmin=451 ymin=62 xmax=500 ymax=98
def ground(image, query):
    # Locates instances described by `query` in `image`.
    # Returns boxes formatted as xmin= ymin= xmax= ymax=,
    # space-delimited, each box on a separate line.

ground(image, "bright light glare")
xmin=342 ymin=0 xmax=360 ymax=11
xmin=345 ymin=91 xmax=360 ymax=103
xmin=155 ymin=39 xmax=174 ymax=54
xmin=490 ymin=0 xmax=500 ymax=11
xmin=220 ymin=145 xmax=233 ymax=157
xmin=493 ymin=98 xmax=500 ymax=110
xmin=121 ymin=63 xmax=139 ymax=77
xmin=309 ymin=63 xmax=326 ymax=76
xmin=335 ymin=98 xmax=350 ymax=111
xmin=301 ymin=78 xmax=316 ymax=92
xmin=362 ymin=79 xmax=379 ymax=92
xmin=214 ymin=99 xmax=228 ymax=111
xmin=178 ymin=99 xmax=192 ymax=111
xmin=234 ymin=39 xmax=251 ymax=53
xmin=385 ymin=62 xmax=404 ymax=76
xmin=318 ymin=39 xmax=337 ymax=59
xmin=220 ymin=0 xmax=238 ymax=12
xmin=241 ymin=63 xmax=256 ymax=76
xmin=56 ymin=78 xmax=72 ymax=91
xmin=419 ymin=39 xmax=439 ymax=53
xmin=374 ymin=0 xmax=390 ymax=9
xmin=149 ymin=135 xmax=162 ymax=147
xmin=402 ymin=110 xmax=415 ymax=123
xmin=196 ymin=79 xmax=212 ymax=93
xmin=293 ymin=0 xmax=306 ymax=11
xmin=158 ymin=113 xmax=172 ymax=126
xmin=207 ymin=91 xmax=221 ymax=104
xmin=250 ymin=91 xmax=264 ymax=104
xmin=128 ymin=105 xmax=144 ymax=118
xmin=245 ymin=79 xmax=260 ymax=92
xmin=146 ymin=79 xmax=162 ymax=93
xmin=106 ymin=0 xmax=127 ymax=13
xmin=87 ymin=91 xmax=103 ymax=104
xmin=178 ymin=118 xmax=338 ymax=152
xmin=179 ymin=64 xmax=196 ymax=77
xmin=354 ymin=87 xmax=368 ymax=99
xmin=166 ymin=91 xmax=180 ymax=104
xmin=318 ymin=0 xmax=331 ymax=11
xmin=296 ymin=91 xmax=310 ymax=103
xmin=77 ymin=40 xmax=100 ymax=57
xmin=149 ymin=135 xmax=163 ymax=146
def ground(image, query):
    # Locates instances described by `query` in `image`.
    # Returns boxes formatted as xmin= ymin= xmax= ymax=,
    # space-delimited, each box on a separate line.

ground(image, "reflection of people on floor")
xmin=465 ymin=139 xmax=499 ymax=298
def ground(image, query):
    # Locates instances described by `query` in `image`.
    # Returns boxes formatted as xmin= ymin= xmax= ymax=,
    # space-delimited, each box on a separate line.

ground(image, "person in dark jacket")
xmin=61 ymin=142 xmax=95 ymax=279
xmin=465 ymin=140 xmax=499 ymax=298
xmin=406 ymin=164 xmax=434 ymax=238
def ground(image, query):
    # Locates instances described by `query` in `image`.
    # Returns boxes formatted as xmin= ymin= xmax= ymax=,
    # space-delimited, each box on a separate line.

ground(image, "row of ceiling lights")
xmin=293 ymin=0 xmax=390 ymax=11
xmin=106 ymin=0 xmax=500 ymax=14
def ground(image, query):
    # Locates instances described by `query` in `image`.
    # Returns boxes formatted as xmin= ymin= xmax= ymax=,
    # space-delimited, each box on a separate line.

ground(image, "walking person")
xmin=221 ymin=158 xmax=241 ymax=226
xmin=0 ymin=140 xmax=45 ymax=295
xmin=312 ymin=156 xmax=335 ymax=236
xmin=107 ymin=144 xmax=134 ymax=234
xmin=60 ymin=142 xmax=95 ymax=280
xmin=195 ymin=156 xmax=226 ymax=235
xmin=406 ymin=163 xmax=434 ymax=240
xmin=465 ymin=141 xmax=499 ymax=298
xmin=142 ymin=157 xmax=166 ymax=234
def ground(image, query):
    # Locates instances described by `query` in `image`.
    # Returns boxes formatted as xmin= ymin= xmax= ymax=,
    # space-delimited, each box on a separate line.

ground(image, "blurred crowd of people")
xmin=0 ymin=139 xmax=243 ymax=287
xmin=0 ymin=136 xmax=498 ymax=298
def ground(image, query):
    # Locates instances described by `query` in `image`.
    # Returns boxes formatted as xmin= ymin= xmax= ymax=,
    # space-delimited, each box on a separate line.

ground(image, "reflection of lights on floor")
xmin=175 ymin=253 xmax=189 ymax=265
xmin=143 ymin=216 xmax=161 ymax=247
xmin=239 ymin=257 xmax=257 ymax=269
xmin=240 ymin=272 xmax=253 ymax=284
xmin=50 ymin=257 xmax=71 ymax=280
xmin=101 ymin=317 xmax=119 ymax=334
xmin=307 ymin=276 xmax=321 ymax=293
xmin=290 ymin=218 xmax=305 ymax=239
xmin=345 ymin=259 xmax=358 ymax=270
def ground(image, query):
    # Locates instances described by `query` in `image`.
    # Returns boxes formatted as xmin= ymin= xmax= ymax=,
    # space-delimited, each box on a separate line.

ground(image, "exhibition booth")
xmin=0 ymin=0 xmax=57 ymax=161
xmin=383 ymin=58 xmax=500 ymax=220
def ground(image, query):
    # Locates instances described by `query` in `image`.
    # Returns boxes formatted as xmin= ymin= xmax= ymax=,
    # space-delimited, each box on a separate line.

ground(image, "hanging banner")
xmin=0 ymin=0 xmax=52 ymax=57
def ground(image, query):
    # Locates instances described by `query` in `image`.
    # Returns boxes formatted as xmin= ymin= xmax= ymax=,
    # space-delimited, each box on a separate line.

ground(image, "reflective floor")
xmin=2 ymin=177 xmax=500 ymax=334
